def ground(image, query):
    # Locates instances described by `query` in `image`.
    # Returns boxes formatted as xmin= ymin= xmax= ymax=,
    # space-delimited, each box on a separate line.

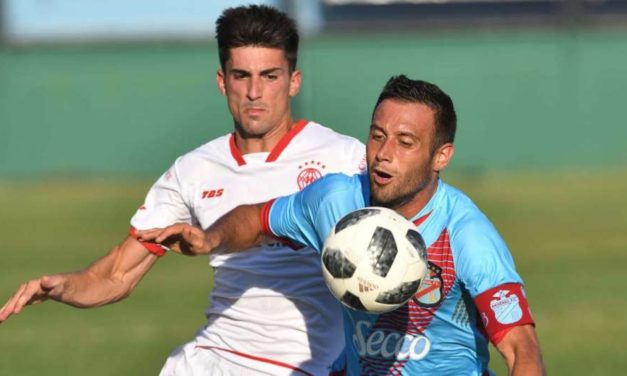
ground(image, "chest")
xmin=191 ymin=154 xmax=345 ymax=229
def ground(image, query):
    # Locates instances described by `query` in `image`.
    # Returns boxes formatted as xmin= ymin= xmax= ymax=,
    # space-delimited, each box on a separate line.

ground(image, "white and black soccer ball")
xmin=321 ymin=207 xmax=428 ymax=313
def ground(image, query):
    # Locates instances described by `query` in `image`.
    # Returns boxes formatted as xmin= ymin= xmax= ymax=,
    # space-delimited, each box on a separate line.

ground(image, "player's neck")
xmin=395 ymin=177 xmax=439 ymax=220
xmin=233 ymin=117 xmax=294 ymax=154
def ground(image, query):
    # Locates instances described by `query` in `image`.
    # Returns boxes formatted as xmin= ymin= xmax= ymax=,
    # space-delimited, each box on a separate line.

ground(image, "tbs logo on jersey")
xmin=490 ymin=289 xmax=523 ymax=324
xmin=353 ymin=321 xmax=431 ymax=361
xmin=297 ymin=160 xmax=325 ymax=190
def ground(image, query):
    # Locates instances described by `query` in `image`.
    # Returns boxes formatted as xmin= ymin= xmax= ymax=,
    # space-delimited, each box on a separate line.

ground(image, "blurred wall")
xmin=4 ymin=0 xmax=279 ymax=42
xmin=1 ymin=28 xmax=626 ymax=177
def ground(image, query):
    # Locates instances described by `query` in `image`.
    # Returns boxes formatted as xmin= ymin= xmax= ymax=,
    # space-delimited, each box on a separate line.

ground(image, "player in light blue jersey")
xmin=138 ymin=76 xmax=546 ymax=375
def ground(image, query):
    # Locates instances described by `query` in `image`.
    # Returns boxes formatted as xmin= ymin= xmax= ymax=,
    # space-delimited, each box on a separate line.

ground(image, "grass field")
xmin=1 ymin=170 xmax=626 ymax=375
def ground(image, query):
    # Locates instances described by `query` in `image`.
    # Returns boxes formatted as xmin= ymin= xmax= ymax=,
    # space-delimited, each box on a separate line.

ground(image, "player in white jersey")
xmin=0 ymin=5 xmax=365 ymax=375
xmin=141 ymin=121 xmax=364 ymax=376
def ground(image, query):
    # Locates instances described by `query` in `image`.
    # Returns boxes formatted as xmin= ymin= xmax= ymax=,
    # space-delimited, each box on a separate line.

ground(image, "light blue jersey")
xmin=265 ymin=173 xmax=533 ymax=375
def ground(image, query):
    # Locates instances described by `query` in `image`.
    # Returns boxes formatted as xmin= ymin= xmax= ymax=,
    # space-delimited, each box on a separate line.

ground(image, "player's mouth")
xmin=245 ymin=107 xmax=266 ymax=116
xmin=244 ymin=102 xmax=267 ymax=116
xmin=371 ymin=168 xmax=393 ymax=185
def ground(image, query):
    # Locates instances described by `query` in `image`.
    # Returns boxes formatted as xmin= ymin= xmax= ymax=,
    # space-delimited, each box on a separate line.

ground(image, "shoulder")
xmin=441 ymin=183 xmax=500 ymax=247
xmin=292 ymin=172 xmax=367 ymax=210
xmin=439 ymin=183 xmax=521 ymax=284
xmin=171 ymin=134 xmax=232 ymax=178
xmin=438 ymin=183 xmax=515 ymax=270
xmin=301 ymin=121 xmax=364 ymax=149
xmin=306 ymin=172 xmax=364 ymax=195
xmin=179 ymin=134 xmax=231 ymax=164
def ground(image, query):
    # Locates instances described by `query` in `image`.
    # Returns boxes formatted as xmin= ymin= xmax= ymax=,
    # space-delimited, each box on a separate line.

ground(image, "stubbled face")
xmin=367 ymin=99 xmax=449 ymax=215
xmin=217 ymin=46 xmax=301 ymax=138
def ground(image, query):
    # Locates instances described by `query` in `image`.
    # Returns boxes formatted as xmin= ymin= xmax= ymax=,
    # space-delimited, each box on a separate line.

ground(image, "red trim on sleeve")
xmin=265 ymin=119 xmax=308 ymax=162
xmin=129 ymin=227 xmax=166 ymax=257
xmin=474 ymin=283 xmax=535 ymax=345
xmin=229 ymin=133 xmax=247 ymax=166
xmin=260 ymin=199 xmax=276 ymax=236
xmin=259 ymin=199 xmax=305 ymax=251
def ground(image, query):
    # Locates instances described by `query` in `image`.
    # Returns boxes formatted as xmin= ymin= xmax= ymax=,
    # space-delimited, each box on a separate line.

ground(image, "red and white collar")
xmin=229 ymin=119 xmax=309 ymax=166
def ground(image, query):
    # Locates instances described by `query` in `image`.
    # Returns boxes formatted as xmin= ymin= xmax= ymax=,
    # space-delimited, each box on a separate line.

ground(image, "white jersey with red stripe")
xmin=130 ymin=120 xmax=366 ymax=376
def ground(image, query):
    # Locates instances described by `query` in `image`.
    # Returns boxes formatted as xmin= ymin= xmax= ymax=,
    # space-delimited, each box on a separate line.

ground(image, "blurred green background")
xmin=2 ymin=29 xmax=627 ymax=177
xmin=1 ymin=25 xmax=627 ymax=376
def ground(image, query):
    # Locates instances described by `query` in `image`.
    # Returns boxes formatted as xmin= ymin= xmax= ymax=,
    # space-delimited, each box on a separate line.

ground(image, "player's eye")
xmin=399 ymin=139 xmax=414 ymax=148
xmin=370 ymin=132 xmax=385 ymax=141
xmin=265 ymin=74 xmax=278 ymax=81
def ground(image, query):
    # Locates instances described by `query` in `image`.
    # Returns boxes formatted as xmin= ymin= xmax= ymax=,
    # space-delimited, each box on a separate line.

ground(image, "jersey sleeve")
xmin=452 ymin=215 xmax=534 ymax=343
xmin=130 ymin=158 xmax=193 ymax=255
xmin=345 ymin=139 xmax=367 ymax=175
xmin=452 ymin=216 xmax=522 ymax=296
xmin=263 ymin=174 xmax=362 ymax=253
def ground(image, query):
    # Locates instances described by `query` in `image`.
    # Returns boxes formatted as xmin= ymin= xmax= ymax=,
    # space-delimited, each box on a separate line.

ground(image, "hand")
xmin=0 ymin=275 xmax=66 ymax=324
xmin=136 ymin=223 xmax=214 ymax=255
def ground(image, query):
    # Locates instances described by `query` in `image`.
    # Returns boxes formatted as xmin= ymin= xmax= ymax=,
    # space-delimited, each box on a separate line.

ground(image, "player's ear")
xmin=289 ymin=69 xmax=301 ymax=97
xmin=433 ymin=143 xmax=454 ymax=172
xmin=216 ymin=69 xmax=226 ymax=96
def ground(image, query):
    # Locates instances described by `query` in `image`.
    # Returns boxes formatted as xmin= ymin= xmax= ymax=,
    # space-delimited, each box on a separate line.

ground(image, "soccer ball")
xmin=321 ymin=207 xmax=429 ymax=313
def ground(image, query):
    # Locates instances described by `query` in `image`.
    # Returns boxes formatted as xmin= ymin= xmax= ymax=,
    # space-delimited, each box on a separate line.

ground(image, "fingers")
xmin=183 ymin=227 xmax=212 ymax=254
xmin=155 ymin=224 xmax=191 ymax=243
xmin=0 ymin=279 xmax=48 ymax=323
xmin=136 ymin=224 xmax=192 ymax=255
xmin=135 ymin=228 xmax=164 ymax=242
xmin=182 ymin=226 xmax=202 ymax=244
xmin=135 ymin=224 xmax=189 ymax=243
xmin=0 ymin=283 xmax=27 ymax=322
xmin=7 ymin=283 xmax=30 ymax=314
xmin=135 ymin=223 xmax=211 ymax=255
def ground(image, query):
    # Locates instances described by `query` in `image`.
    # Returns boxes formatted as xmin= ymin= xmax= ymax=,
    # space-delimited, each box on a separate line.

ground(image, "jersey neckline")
xmin=410 ymin=179 xmax=444 ymax=227
xmin=229 ymin=119 xmax=309 ymax=166
xmin=359 ymin=173 xmax=436 ymax=227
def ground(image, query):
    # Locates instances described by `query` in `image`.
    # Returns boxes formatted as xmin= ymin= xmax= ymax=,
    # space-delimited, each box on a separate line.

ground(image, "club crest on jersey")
xmin=490 ymin=290 xmax=523 ymax=324
xmin=413 ymin=262 xmax=444 ymax=307
xmin=297 ymin=160 xmax=325 ymax=190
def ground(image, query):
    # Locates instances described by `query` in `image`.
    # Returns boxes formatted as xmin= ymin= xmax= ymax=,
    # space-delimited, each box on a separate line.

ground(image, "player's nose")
xmin=374 ymin=139 xmax=394 ymax=162
xmin=246 ymin=76 xmax=263 ymax=101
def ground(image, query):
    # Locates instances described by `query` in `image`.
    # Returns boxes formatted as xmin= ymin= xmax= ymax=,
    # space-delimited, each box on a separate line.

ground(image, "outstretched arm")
xmin=495 ymin=324 xmax=546 ymax=376
xmin=0 ymin=237 xmax=158 ymax=323
xmin=137 ymin=203 xmax=266 ymax=255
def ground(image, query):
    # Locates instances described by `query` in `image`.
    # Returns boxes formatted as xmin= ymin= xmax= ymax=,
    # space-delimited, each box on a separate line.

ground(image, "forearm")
xmin=52 ymin=270 xmax=128 ymax=308
xmin=498 ymin=325 xmax=546 ymax=376
xmin=53 ymin=240 xmax=158 ymax=308
xmin=136 ymin=204 xmax=267 ymax=255
xmin=509 ymin=355 xmax=546 ymax=376
xmin=208 ymin=203 xmax=266 ymax=252
xmin=0 ymin=237 xmax=157 ymax=323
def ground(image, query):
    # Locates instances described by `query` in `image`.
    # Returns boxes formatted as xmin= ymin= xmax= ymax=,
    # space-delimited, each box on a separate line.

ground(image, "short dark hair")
xmin=215 ymin=5 xmax=299 ymax=72
xmin=374 ymin=75 xmax=457 ymax=152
